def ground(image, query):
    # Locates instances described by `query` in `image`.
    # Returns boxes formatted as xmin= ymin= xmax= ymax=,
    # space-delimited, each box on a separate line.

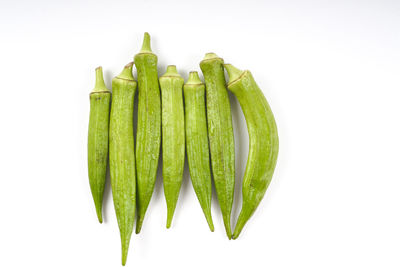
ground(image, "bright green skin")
xmin=183 ymin=71 xmax=214 ymax=232
xmin=88 ymin=67 xmax=111 ymax=223
xmin=109 ymin=63 xmax=137 ymax=265
xmin=225 ymin=64 xmax=279 ymax=240
xmin=134 ymin=33 xmax=161 ymax=234
xmin=200 ymin=53 xmax=235 ymax=239
xmin=159 ymin=65 xmax=185 ymax=229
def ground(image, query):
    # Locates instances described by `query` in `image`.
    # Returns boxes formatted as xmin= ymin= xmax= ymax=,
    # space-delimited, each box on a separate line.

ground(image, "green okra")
xmin=109 ymin=63 xmax=137 ymax=265
xmin=224 ymin=64 xmax=279 ymax=240
xmin=134 ymin=32 xmax=161 ymax=234
xmin=88 ymin=66 xmax=111 ymax=223
xmin=200 ymin=53 xmax=235 ymax=239
xmin=159 ymin=65 xmax=185 ymax=228
xmin=183 ymin=71 xmax=214 ymax=231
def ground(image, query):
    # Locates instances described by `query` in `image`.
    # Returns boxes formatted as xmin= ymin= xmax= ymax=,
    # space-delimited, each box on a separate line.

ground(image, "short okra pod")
xmin=109 ymin=63 xmax=137 ymax=265
xmin=224 ymin=64 xmax=279 ymax=240
xmin=200 ymin=53 xmax=235 ymax=239
xmin=134 ymin=32 xmax=161 ymax=234
xmin=159 ymin=65 xmax=185 ymax=228
xmin=87 ymin=67 xmax=111 ymax=223
xmin=183 ymin=71 xmax=214 ymax=231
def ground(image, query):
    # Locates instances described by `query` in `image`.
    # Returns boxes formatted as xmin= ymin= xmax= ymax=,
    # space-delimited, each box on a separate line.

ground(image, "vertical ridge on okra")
xmin=224 ymin=64 xmax=279 ymax=240
xmin=184 ymin=71 xmax=214 ymax=231
xmin=134 ymin=32 xmax=161 ymax=234
xmin=88 ymin=66 xmax=111 ymax=223
xmin=109 ymin=62 xmax=137 ymax=265
xmin=159 ymin=65 xmax=185 ymax=228
xmin=200 ymin=53 xmax=235 ymax=239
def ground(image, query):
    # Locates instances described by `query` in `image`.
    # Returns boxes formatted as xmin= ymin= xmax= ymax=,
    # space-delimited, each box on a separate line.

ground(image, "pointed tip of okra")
xmin=95 ymin=208 xmax=103 ymax=224
xmin=161 ymin=65 xmax=181 ymax=78
xmin=166 ymin=207 xmax=176 ymax=229
xmin=166 ymin=220 xmax=172 ymax=229
xmin=139 ymin=32 xmax=153 ymax=53
xmin=186 ymin=71 xmax=202 ymax=85
xmin=222 ymin=215 xmax=233 ymax=239
xmin=232 ymin=211 xmax=248 ymax=240
xmin=224 ymin=63 xmax=244 ymax=84
xmin=121 ymin=234 xmax=132 ymax=266
xmin=205 ymin=216 xmax=215 ymax=232
xmin=135 ymin=218 xmax=144 ymax=234
xmin=116 ymin=62 xmax=135 ymax=80
xmin=92 ymin=66 xmax=109 ymax=92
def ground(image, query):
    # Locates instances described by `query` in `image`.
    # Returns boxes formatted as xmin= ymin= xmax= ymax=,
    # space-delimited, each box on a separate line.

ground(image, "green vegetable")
xmin=200 ymin=53 xmax=235 ymax=239
xmin=183 ymin=71 xmax=214 ymax=231
xmin=224 ymin=64 xmax=279 ymax=240
xmin=109 ymin=63 xmax=137 ymax=265
xmin=134 ymin=32 xmax=161 ymax=234
xmin=87 ymin=66 xmax=111 ymax=223
xmin=159 ymin=65 xmax=185 ymax=228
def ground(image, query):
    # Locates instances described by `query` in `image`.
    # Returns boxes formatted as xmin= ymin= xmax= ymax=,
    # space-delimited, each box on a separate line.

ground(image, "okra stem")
xmin=109 ymin=63 xmax=137 ymax=265
xmin=184 ymin=71 xmax=214 ymax=231
xmin=134 ymin=32 xmax=161 ymax=234
xmin=224 ymin=64 xmax=279 ymax=240
xmin=159 ymin=65 xmax=185 ymax=228
xmin=88 ymin=66 xmax=111 ymax=223
xmin=200 ymin=53 xmax=235 ymax=239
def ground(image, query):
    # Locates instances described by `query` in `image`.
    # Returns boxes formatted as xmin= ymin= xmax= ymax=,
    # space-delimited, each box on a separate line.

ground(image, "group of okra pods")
xmin=87 ymin=32 xmax=279 ymax=265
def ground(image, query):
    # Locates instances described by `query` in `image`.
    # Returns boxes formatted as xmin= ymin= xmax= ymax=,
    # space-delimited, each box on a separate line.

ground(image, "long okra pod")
xmin=109 ymin=63 xmax=137 ymax=265
xmin=224 ymin=64 xmax=279 ymax=240
xmin=159 ymin=65 xmax=185 ymax=228
xmin=134 ymin=32 xmax=161 ymax=234
xmin=183 ymin=71 xmax=214 ymax=231
xmin=88 ymin=67 xmax=111 ymax=223
xmin=200 ymin=53 xmax=235 ymax=239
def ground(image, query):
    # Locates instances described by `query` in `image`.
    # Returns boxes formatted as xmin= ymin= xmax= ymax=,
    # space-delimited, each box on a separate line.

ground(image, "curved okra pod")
xmin=109 ymin=63 xmax=137 ymax=265
xmin=200 ymin=53 xmax=235 ymax=239
xmin=183 ymin=71 xmax=214 ymax=231
xmin=134 ymin=32 xmax=161 ymax=234
xmin=224 ymin=64 xmax=279 ymax=240
xmin=88 ymin=67 xmax=111 ymax=223
xmin=159 ymin=65 xmax=185 ymax=228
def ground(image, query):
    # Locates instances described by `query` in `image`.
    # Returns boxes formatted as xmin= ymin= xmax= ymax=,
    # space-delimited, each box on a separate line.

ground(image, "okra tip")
xmin=116 ymin=62 xmax=135 ymax=81
xmin=186 ymin=71 xmax=202 ymax=85
xmin=96 ymin=208 xmax=103 ymax=224
xmin=224 ymin=63 xmax=244 ymax=84
xmin=139 ymin=32 xmax=153 ymax=53
xmin=92 ymin=66 xmax=109 ymax=93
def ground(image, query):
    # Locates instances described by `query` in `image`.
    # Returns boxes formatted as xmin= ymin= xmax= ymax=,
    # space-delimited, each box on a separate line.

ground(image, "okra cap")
xmin=91 ymin=66 xmax=110 ymax=94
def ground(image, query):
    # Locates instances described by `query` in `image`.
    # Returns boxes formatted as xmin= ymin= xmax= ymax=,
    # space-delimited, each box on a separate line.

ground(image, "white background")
xmin=0 ymin=0 xmax=399 ymax=266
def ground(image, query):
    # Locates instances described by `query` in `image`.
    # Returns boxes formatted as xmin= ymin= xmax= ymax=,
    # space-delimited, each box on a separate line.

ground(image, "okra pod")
xmin=134 ymin=32 xmax=161 ymax=234
xmin=224 ymin=64 xmax=279 ymax=240
xmin=109 ymin=63 xmax=137 ymax=265
xmin=200 ymin=53 xmax=235 ymax=239
xmin=87 ymin=67 xmax=111 ymax=223
xmin=159 ymin=65 xmax=185 ymax=228
xmin=183 ymin=71 xmax=214 ymax=231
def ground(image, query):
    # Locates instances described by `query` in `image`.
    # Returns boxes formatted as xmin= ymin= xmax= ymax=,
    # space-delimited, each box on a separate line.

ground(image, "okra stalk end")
xmin=224 ymin=63 xmax=244 ymax=85
xmin=139 ymin=32 xmax=153 ymax=54
xmin=92 ymin=66 xmax=109 ymax=93
xmin=116 ymin=62 xmax=135 ymax=81
xmin=202 ymin=52 xmax=222 ymax=61
xmin=162 ymin=65 xmax=180 ymax=77
xmin=186 ymin=71 xmax=202 ymax=85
